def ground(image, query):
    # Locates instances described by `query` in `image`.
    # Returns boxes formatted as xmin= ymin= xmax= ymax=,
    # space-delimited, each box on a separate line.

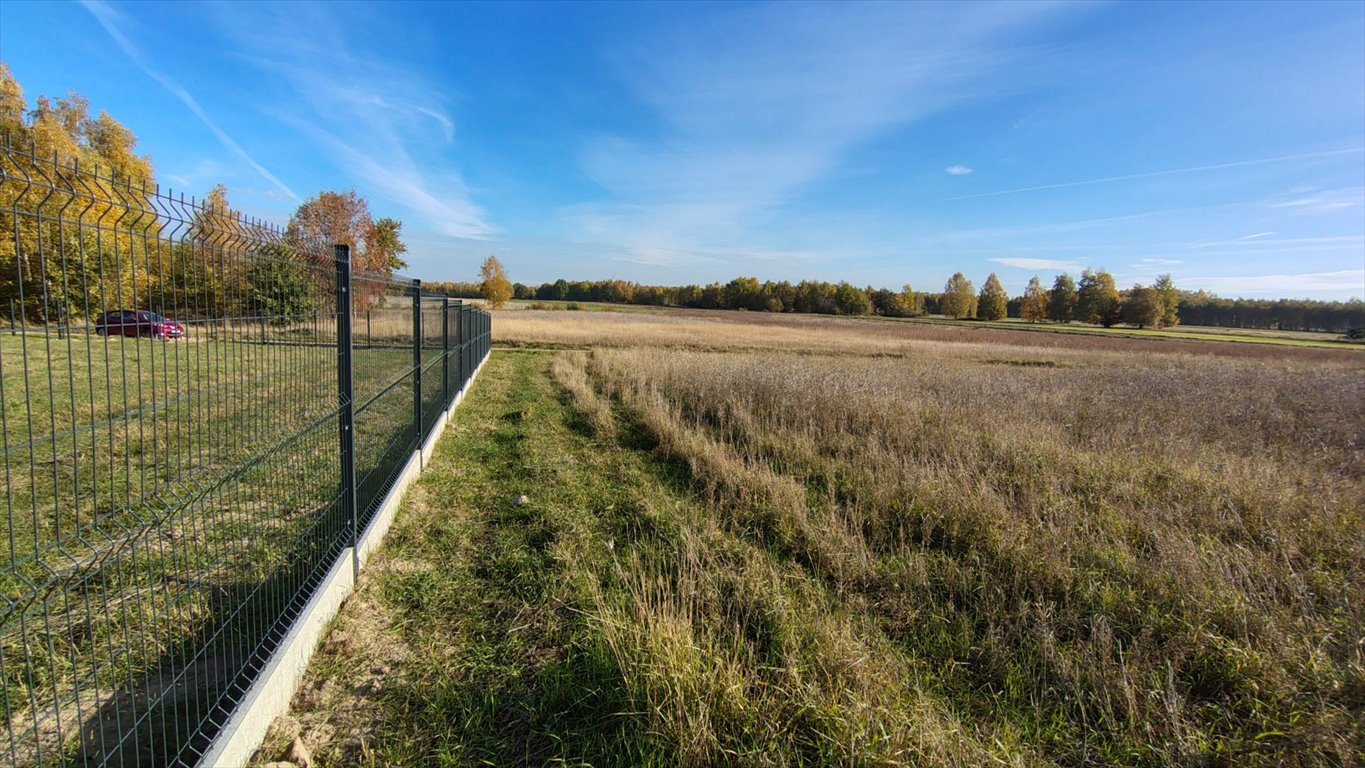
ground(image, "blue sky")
xmin=2 ymin=1 xmax=1362 ymax=299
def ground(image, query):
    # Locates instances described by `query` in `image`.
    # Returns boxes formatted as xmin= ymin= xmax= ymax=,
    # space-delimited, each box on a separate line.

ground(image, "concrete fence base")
xmin=200 ymin=352 xmax=491 ymax=768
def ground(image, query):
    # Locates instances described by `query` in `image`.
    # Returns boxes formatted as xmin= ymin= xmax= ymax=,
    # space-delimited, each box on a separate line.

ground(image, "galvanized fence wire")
xmin=0 ymin=143 xmax=491 ymax=766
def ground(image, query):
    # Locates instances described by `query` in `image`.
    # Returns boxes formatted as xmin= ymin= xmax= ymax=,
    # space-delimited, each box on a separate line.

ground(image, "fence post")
xmin=412 ymin=279 xmax=422 ymax=452
xmin=335 ymin=244 xmax=358 ymax=580
xmin=442 ymin=298 xmax=450 ymax=407
xmin=461 ymin=304 xmax=469 ymax=388
xmin=455 ymin=301 xmax=464 ymax=392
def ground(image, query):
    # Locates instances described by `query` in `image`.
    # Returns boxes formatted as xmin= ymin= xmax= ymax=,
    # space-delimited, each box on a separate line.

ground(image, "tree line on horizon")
xmin=427 ymin=269 xmax=1364 ymax=335
xmin=0 ymin=62 xmax=410 ymax=324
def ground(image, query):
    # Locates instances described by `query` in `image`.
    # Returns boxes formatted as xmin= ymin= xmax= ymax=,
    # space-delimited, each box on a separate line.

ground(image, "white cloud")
xmin=1270 ymin=187 xmax=1364 ymax=215
xmin=1183 ymin=270 xmax=1365 ymax=297
xmin=989 ymin=257 xmax=1084 ymax=271
xmin=1187 ymin=234 xmax=1364 ymax=251
xmin=945 ymin=165 xmax=974 ymax=176
xmin=1139 ymin=258 xmax=1184 ymax=265
xmin=947 ymin=148 xmax=1365 ymax=201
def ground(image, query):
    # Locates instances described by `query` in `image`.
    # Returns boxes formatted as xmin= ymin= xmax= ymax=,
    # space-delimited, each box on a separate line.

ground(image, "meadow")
xmin=255 ymin=307 xmax=1363 ymax=767
xmin=499 ymin=300 xmax=1365 ymax=351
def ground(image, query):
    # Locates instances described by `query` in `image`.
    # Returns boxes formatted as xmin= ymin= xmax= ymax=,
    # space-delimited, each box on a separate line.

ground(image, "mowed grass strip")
xmin=259 ymin=350 xmax=1006 ymax=768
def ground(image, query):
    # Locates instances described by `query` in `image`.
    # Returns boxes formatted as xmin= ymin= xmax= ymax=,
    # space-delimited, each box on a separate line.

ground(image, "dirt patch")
xmin=249 ymin=555 xmax=425 ymax=767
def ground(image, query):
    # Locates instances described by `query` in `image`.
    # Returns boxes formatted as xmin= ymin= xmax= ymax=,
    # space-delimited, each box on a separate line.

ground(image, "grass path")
xmin=254 ymin=349 xmax=670 ymax=766
xmin=258 ymin=349 xmax=1001 ymax=767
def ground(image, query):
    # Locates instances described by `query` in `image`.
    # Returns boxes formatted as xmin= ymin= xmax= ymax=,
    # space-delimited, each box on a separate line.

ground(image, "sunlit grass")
xmin=264 ymin=310 xmax=1363 ymax=767
xmin=1 ymin=325 xmax=432 ymax=765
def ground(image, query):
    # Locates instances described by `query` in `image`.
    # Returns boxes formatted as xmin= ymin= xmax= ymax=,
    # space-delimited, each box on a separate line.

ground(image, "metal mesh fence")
xmin=1 ymin=142 xmax=491 ymax=766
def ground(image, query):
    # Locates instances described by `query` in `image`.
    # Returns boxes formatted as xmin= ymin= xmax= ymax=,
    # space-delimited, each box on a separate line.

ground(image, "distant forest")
xmin=427 ymin=273 xmax=1365 ymax=335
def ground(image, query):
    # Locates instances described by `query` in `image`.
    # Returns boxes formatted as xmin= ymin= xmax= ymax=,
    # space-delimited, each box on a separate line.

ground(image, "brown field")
xmin=494 ymin=306 xmax=1365 ymax=364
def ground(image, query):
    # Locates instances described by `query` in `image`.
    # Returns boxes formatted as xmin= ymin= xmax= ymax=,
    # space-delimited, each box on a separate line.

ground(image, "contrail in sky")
xmin=79 ymin=0 xmax=299 ymax=201
xmin=946 ymin=147 xmax=1365 ymax=201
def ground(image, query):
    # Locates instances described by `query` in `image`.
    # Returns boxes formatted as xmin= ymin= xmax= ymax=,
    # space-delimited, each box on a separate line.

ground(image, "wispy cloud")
xmin=1187 ymin=234 xmax=1364 ymax=251
xmin=572 ymin=2 xmax=1077 ymax=266
xmin=946 ymin=147 xmax=1365 ymax=201
xmin=1270 ymin=187 xmax=1364 ymax=215
xmin=1183 ymin=269 xmax=1365 ymax=297
xmin=989 ymin=257 xmax=1084 ymax=271
xmin=945 ymin=165 xmax=974 ymax=176
xmin=79 ymin=0 xmax=298 ymax=200
xmin=208 ymin=4 xmax=490 ymax=238
xmin=1138 ymin=257 xmax=1184 ymax=265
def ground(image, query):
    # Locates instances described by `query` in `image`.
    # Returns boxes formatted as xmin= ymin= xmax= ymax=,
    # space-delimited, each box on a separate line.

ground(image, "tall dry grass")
xmin=560 ymin=341 xmax=1364 ymax=765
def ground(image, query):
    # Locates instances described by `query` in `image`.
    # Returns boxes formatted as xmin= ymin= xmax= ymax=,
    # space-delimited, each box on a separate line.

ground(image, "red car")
xmin=94 ymin=310 xmax=185 ymax=339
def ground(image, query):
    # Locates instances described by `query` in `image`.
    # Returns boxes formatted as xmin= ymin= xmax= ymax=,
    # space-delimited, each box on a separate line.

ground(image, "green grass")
xmin=269 ymin=351 xmax=1011 ymax=766
xmin=281 ymin=349 xmax=676 ymax=765
xmin=1 ymin=326 xmax=445 ymax=765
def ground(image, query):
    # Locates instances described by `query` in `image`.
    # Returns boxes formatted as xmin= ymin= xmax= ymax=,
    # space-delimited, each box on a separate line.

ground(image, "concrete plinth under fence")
xmin=200 ymin=352 xmax=490 ymax=768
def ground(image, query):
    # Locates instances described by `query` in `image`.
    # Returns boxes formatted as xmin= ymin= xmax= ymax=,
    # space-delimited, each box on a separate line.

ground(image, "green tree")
xmin=1154 ymin=273 xmax=1179 ymax=328
xmin=941 ymin=272 xmax=976 ymax=319
xmin=480 ymin=255 xmax=513 ymax=308
xmin=977 ymin=273 xmax=1008 ymax=321
xmin=1046 ymin=273 xmax=1077 ymax=322
xmin=1076 ymin=268 xmax=1121 ymax=326
xmin=833 ymin=282 xmax=871 ymax=315
xmin=247 ymin=245 xmax=319 ymax=326
xmin=722 ymin=277 xmax=762 ymax=310
xmin=1122 ymin=284 xmax=1161 ymax=328
xmin=1019 ymin=276 xmax=1048 ymax=322
xmin=868 ymin=287 xmax=901 ymax=316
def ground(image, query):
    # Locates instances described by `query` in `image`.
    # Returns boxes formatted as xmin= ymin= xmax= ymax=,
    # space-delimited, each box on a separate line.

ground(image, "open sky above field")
xmin=1 ymin=0 xmax=1362 ymax=298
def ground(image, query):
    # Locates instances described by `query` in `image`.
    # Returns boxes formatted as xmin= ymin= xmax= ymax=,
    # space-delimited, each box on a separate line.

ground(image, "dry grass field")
xmin=257 ymin=307 xmax=1364 ymax=767
xmin=495 ymin=306 xmax=1365 ymax=362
